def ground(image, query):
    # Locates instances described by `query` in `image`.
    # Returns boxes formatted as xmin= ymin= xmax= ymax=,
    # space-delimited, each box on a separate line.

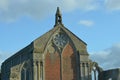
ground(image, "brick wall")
xmin=62 ymin=44 xmax=77 ymax=80
xmin=45 ymin=51 xmax=60 ymax=80
xmin=45 ymin=44 xmax=77 ymax=80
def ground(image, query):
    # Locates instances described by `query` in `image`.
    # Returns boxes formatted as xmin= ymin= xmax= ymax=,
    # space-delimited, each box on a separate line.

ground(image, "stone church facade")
xmin=0 ymin=7 xmax=110 ymax=80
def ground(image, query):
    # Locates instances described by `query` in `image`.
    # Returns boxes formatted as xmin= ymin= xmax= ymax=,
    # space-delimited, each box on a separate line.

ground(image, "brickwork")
xmin=45 ymin=52 xmax=61 ymax=80
xmin=62 ymin=44 xmax=77 ymax=80
xmin=1 ymin=8 xmax=94 ymax=80
xmin=45 ymin=43 xmax=78 ymax=80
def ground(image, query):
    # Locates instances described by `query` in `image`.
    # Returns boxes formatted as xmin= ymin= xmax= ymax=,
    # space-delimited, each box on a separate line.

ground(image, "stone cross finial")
xmin=55 ymin=7 xmax=62 ymax=25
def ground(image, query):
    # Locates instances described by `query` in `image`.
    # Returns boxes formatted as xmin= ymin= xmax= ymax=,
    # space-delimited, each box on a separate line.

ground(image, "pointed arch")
xmin=90 ymin=62 xmax=103 ymax=80
xmin=43 ymin=24 xmax=79 ymax=80
xmin=62 ymin=43 xmax=77 ymax=80
xmin=20 ymin=60 xmax=32 ymax=80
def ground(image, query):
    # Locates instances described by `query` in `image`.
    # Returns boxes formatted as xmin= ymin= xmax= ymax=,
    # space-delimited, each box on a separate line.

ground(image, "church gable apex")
xmin=33 ymin=26 xmax=67 ymax=53
xmin=60 ymin=25 xmax=88 ymax=54
xmin=33 ymin=24 xmax=88 ymax=55
xmin=33 ymin=7 xmax=88 ymax=55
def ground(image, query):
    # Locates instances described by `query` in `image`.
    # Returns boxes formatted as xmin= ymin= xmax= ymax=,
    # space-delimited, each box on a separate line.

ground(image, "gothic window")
xmin=21 ymin=68 xmax=25 ymax=80
xmin=21 ymin=62 xmax=31 ymax=80
xmin=92 ymin=66 xmax=98 ymax=80
xmin=21 ymin=68 xmax=30 ymax=80
xmin=53 ymin=33 xmax=68 ymax=48
xmin=26 ymin=69 xmax=30 ymax=80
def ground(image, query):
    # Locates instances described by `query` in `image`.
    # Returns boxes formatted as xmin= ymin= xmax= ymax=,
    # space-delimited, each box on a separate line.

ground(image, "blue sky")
xmin=0 ymin=0 xmax=120 ymax=70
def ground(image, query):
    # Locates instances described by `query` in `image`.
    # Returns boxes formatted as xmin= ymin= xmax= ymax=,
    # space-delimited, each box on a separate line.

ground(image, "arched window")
xmin=21 ymin=68 xmax=25 ymax=80
xmin=26 ymin=69 xmax=30 ymax=80
xmin=91 ymin=62 xmax=103 ymax=80
xmin=92 ymin=66 xmax=98 ymax=80
xmin=21 ymin=62 xmax=31 ymax=80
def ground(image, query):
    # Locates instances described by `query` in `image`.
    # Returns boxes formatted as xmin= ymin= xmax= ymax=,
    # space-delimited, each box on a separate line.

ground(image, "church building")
xmin=1 ymin=7 xmax=100 ymax=80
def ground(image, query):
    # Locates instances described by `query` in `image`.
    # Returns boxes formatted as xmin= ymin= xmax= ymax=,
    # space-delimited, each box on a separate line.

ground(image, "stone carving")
xmin=10 ymin=65 xmax=20 ymax=80
xmin=47 ymin=43 xmax=55 ymax=54
xmin=34 ymin=53 xmax=43 ymax=60
xmin=53 ymin=33 xmax=68 ymax=48
xmin=10 ymin=72 xmax=19 ymax=80
xmin=2 ymin=7 xmax=120 ymax=80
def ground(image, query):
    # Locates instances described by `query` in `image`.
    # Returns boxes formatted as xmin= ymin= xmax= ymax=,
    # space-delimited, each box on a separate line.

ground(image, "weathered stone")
xmin=0 ymin=7 xmax=110 ymax=80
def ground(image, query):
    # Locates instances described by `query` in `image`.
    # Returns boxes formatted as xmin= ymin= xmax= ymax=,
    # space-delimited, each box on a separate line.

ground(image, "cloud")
xmin=78 ymin=20 xmax=94 ymax=27
xmin=0 ymin=50 xmax=13 ymax=67
xmin=90 ymin=43 xmax=120 ymax=70
xmin=105 ymin=0 xmax=120 ymax=11
xmin=1 ymin=0 xmax=120 ymax=22
xmin=0 ymin=0 xmax=99 ymax=22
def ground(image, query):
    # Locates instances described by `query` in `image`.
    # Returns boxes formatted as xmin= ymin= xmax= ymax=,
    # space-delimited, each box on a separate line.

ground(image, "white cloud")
xmin=1 ymin=0 xmax=120 ymax=22
xmin=105 ymin=0 xmax=120 ymax=11
xmin=0 ymin=0 xmax=99 ymax=22
xmin=0 ymin=50 xmax=12 ymax=67
xmin=90 ymin=43 xmax=120 ymax=70
xmin=79 ymin=20 xmax=94 ymax=27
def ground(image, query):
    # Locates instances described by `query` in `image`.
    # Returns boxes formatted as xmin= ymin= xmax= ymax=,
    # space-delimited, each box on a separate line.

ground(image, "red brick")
xmin=62 ymin=44 xmax=77 ymax=80
xmin=45 ymin=51 xmax=60 ymax=80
